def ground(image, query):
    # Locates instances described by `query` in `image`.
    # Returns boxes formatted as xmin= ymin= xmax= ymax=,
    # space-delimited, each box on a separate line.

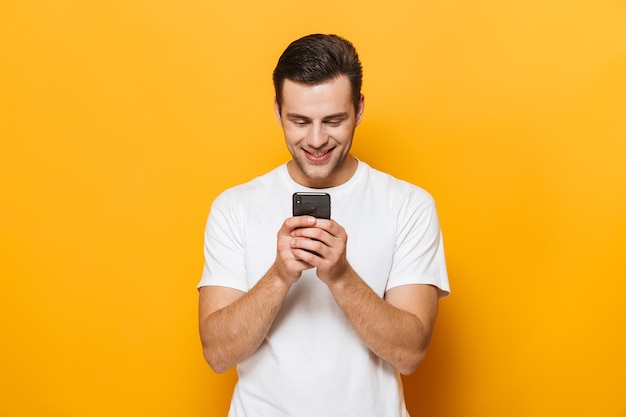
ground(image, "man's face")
xmin=275 ymin=75 xmax=364 ymax=188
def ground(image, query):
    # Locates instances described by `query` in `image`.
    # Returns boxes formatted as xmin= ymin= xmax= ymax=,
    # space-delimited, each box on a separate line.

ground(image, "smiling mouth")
xmin=304 ymin=148 xmax=333 ymax=161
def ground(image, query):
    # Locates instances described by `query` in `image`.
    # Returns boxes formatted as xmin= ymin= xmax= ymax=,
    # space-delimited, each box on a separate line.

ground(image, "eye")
xmin=325 ymin=120 xmax=342 ymax=127
xmin=292 ymin=120 xmax=309 ymax=127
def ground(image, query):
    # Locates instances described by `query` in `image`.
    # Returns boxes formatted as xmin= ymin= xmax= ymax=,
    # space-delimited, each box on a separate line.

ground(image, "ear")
xmin=355 ymin=94 xmax=365 ymax=126
xmin=273 ymin=97 xmax=283 ymax=126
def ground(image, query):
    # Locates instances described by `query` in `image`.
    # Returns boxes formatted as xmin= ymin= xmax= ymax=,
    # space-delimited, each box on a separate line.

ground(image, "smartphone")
xmin=292 ymin=192 xmax=331 ymax=219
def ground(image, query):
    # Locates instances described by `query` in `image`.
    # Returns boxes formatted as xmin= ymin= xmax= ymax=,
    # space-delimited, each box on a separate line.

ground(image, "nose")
xmin=307 ymin=123 xmax=328 ymax=149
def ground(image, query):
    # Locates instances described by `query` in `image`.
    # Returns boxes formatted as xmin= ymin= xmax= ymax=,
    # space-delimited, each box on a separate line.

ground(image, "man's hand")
xmin=274 ymin=215 xmax=324 ymax=285
xmin=288 ymin=216 xmax=352 ymax=284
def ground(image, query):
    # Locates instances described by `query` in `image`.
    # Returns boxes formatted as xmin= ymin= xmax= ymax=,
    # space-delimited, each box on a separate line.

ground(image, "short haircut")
xmin=273 ymin=34 xmax=363 ymax=113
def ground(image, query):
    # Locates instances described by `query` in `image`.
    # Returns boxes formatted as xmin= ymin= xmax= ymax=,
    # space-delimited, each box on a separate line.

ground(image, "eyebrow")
xmin=286 ymin=112 xmax=350 ymax=121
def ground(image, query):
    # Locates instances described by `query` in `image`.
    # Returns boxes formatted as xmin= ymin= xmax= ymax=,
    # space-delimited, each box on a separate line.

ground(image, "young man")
xmin=198 ymin=34 xmax=450 ymax=417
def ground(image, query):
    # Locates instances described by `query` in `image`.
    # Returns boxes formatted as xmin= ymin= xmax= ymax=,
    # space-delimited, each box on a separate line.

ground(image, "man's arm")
xmin=289 ymin=217 xmax=440 ymax=375
xmin=199 ymin=215 xmax=319 ymax=373
xmin=327 ymin=276 xmax=439 ymax=375
xmin=198 ymin=266 xmax=290 ymax=374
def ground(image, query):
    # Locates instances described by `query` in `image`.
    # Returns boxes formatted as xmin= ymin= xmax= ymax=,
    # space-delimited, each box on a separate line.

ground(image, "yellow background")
xmin=1 ymin=0 xmax=625 ymax=416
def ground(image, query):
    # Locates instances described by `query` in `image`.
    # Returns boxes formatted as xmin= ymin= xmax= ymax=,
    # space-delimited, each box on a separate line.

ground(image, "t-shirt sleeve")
xmin=197 ymin=191 xmax=249 ymax=292
xmin=386 ymin=190 xmax=450 ymax=297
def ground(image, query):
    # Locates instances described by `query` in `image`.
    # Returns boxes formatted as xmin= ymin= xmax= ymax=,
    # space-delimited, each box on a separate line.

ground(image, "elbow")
xmin=200 ymin=326 xmax=234 ymax=374
xmin=398 ymin=322 xmax=435 ymax=375
xmin=202 ymin=346 xmax=232 ymax=374
xmin=398 ymin=362 xmax=420 ymax=376
xmin=397 ymin=349 xmax=428 ymax=376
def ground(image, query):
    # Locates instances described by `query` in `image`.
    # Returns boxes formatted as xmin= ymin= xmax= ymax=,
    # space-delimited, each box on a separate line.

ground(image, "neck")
xmin=288 ymin=155 xmax=358 ymax=189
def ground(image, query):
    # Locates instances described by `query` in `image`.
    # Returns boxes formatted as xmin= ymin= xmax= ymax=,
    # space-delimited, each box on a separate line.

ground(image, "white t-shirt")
xmin=199 ymin=161 xmax=450 ymax=417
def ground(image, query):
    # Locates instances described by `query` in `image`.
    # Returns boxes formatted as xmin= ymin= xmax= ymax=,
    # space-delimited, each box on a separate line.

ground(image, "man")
xmin=198 ymin=34 xmax=450 ymax=417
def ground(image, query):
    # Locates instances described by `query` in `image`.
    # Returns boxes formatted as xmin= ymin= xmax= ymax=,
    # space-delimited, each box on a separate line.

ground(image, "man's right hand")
xmin=273 ymin=215 xmax=318 ymax=286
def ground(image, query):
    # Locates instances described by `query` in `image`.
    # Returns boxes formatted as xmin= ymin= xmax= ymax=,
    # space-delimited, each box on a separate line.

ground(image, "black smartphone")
xmin=292 ymin=192 xmax=331 ymax=219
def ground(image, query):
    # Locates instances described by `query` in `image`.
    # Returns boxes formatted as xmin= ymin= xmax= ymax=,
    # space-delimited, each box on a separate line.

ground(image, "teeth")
xmin=309 ymin=151 xmax=327 ymax=157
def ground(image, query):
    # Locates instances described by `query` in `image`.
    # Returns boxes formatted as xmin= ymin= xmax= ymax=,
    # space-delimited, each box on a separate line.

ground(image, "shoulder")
xmin=213 ymin=165 xmax=286 ymax=208
xmin=360 ymin=163 xmax=435 ymax=209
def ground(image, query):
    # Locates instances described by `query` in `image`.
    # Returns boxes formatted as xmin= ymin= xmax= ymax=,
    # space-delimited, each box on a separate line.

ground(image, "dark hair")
xmin=273 ymin=34 xmax=363 ymax=113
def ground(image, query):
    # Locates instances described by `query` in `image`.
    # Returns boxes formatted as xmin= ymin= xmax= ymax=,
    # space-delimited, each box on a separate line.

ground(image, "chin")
xmin=303 ymin=165 xmax=335 ymax=181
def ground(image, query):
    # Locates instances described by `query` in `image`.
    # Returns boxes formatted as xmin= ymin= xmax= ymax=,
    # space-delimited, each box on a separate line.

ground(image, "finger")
xmin=290 ymin=226 xmax=328 ymax=242
xmin=291 ymin=237 xmax=326 ymax=258
xmin=285 ymin=215 xmax=317 ymax=231
xmin=278 ymin=216 xmax=314 ymax=240
xmin=307 ymin=218 xmax=343 ymax=238
xmin=292 ymin=247 xmax=323 ymax=264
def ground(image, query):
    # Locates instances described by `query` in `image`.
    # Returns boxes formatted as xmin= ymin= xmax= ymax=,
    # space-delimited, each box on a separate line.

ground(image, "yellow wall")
xmin=1 ymin=1 xmax=625 ymax=416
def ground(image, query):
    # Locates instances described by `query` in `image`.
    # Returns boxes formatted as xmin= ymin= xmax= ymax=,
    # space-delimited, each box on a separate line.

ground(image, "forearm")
xmin=327 ymin=270 xmax=432 ymax=375
xmin=199 ymin=265 xmax=290 ymax=373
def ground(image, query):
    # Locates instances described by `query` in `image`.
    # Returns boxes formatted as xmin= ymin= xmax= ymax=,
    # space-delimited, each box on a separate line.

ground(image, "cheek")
xmin=334 ymin=127 xmax=355 ymax=143
xmin=283 ymin=127 xmax=306 ymax=143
